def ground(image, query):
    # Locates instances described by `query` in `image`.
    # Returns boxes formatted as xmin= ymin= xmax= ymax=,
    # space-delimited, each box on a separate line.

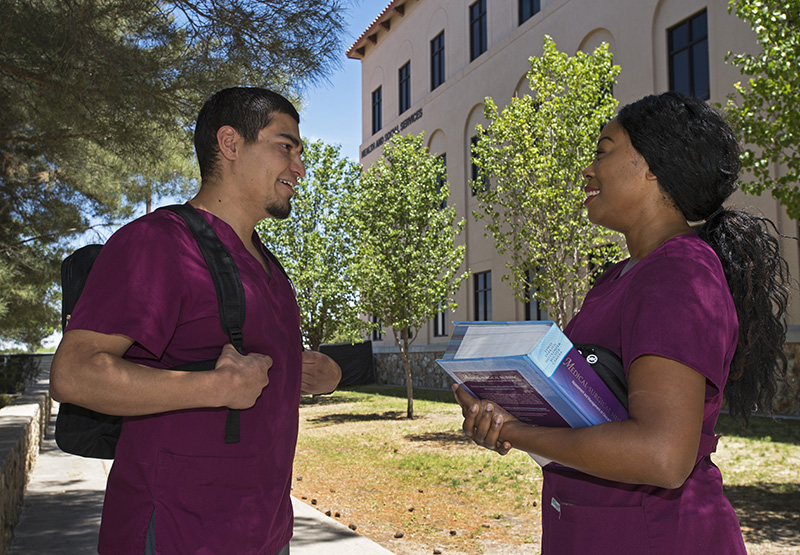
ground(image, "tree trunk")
xmin=401 ymin=335 xmax=414 ymax=419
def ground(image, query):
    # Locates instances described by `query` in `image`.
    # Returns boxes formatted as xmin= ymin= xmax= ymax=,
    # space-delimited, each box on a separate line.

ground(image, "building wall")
xmin=349 ymin=0 xmax=800 ymax=350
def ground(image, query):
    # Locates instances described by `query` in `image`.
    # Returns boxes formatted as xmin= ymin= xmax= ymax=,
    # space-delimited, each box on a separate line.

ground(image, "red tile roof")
xmin=346 ymin=0 xmax=406 ymax=58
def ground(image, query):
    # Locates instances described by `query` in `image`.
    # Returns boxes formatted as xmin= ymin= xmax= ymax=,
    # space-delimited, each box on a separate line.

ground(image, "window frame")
xmin=667 ymin=10 xmax=709 ymax=100
xmin=371 ymin=315 xmax=383 ymax=341
xmin=470 ymin=135 xmax=489 ymax=196
xmin=430 ymin=31 xmax=445 ymax=91
xmin=474 ymin=270 xmax=492 ymax=321
xmin=433 ymin=304 xmax=448 ymax=337
xmin=523 ymin=268 xmax=547 ymax=321
xmin=519 ymin=0 xmax=540 ymax=25
xmin=436 ymin=153 xmax=447 ymax=208
xmin=371 ymin=86 xmax=383 ymax=135
xmin=398 ymin=61 xmax=411 ymax=115
xmin=469 ymin=0 xmax=487 ymax=62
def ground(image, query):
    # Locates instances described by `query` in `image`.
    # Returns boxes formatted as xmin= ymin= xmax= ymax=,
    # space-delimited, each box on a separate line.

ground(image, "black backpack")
xmin=574 ymin=343 xmax=628 ymax=411
xmin=55 ymin=203 xmax=286 ymax=459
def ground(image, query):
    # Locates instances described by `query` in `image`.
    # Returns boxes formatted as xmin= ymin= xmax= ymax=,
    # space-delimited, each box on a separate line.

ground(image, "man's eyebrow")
xmin=597 ymin=136 xmax=614 ymax=146
xmin=279 ymin=133 xmax=303 ymax=153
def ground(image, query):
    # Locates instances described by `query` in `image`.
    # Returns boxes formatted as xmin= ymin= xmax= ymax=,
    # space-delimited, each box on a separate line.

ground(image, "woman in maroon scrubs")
xmin=455 ymin=92 xmax=791 ymax=555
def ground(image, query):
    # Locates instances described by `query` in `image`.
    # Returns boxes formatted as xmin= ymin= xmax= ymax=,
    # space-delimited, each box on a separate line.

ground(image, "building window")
xmin=474 ymin=271 xmax=492 ymax=321
xmin=668 ymin=10 xmax=709 ymax=100
xmin=470 ymin=135 xmax=489 ymax=196
xmin=469 ymin=0 xmax=487 ymax=61
xmin=434 ymin=304 xmax=447 ymax=337
xmin=519 ymin=0 xmax=540 ymax=25
xmin=430 ymin=31 xmax=445 ymax=91
xmin=524 ymin=269 xmax=547 ymax=321
xmin=372 ymin=315 xmax=383 ymax=341
xmin=436 ymin=153 xmax=447 ymax=208
xmin=371 ymin=86 xmax=382 ymax=135
xmin=398 ymin=61 xmax=411 ymax=115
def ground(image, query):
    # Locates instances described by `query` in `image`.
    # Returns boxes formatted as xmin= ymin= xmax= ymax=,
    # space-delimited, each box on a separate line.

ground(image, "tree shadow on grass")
xmin=716 ymin=414 xmax=800 ymax=446
xmin=299 ymin=394 xmax=365 ymax=407
xmin=404 ymin=430 xmax=473 ymax=446
xmin=342 ymin=385 xmax=456 ymax=404
xmin=307 ymin=411 xmax=407 ymax=425
xmin=726 ymin=483 xmax=800 ymax=547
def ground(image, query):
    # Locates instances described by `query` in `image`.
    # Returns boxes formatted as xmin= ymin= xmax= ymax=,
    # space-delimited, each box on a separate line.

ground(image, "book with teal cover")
xmin=437 ymin=321 xmax=628 ymax=428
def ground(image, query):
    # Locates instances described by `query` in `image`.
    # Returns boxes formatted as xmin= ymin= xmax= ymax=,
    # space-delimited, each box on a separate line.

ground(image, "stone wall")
xmin=374 ymin=340 xmax=800 ymax=416
xmin=0 ymin=355 xmax=51 ymax=554
xmin=373 ymin=345 xmax=452 ymax=390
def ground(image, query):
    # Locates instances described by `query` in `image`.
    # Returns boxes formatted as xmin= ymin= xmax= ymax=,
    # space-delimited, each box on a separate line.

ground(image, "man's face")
xmin=236 ymin=112 xmax=305 ymax=220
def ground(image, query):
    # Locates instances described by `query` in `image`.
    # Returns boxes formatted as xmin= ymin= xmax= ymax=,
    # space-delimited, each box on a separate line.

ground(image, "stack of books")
xmin=437 ymin=321 xmax=628 ymax=429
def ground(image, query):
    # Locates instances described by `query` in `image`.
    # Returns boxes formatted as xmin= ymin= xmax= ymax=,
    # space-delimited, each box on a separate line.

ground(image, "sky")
xmin=297 ymin=0 xmax=391 ymax=161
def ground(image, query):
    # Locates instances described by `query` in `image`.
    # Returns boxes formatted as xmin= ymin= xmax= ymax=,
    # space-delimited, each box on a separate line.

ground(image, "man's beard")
xmin=266 ymin=198 xmax=291 ymax=220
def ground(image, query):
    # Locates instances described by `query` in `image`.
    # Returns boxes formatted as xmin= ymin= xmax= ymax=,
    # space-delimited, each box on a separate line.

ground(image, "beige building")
xmin=347 ymin=0 xmax=800 ymax=352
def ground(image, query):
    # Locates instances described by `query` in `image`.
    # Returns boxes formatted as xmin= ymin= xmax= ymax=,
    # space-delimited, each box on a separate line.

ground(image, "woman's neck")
xmin=622 ymin=220 xmax=694 ymax=275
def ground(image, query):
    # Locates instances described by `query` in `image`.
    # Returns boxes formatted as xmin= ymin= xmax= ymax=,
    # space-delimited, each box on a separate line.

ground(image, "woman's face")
xmin=581 ymin=119 xmax=663 ymax=234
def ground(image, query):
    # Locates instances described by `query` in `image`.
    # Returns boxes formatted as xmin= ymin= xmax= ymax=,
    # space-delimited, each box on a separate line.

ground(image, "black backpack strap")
xmin=160 ymin=204 xmax=245 ymax=443
xmin=161 ymin=204 xmax=245 ymax=351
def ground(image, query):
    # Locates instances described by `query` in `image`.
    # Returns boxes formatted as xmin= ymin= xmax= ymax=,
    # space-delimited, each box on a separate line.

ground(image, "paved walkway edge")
xmin=0 ymin=356 xmax=52 ymax=554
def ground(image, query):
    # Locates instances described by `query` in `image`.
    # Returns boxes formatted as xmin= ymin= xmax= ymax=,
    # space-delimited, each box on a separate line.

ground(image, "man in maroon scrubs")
xmin=51 ymin=87 xmax=340 ymax=555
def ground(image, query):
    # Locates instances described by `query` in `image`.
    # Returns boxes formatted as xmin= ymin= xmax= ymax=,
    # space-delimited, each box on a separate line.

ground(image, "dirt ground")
xmin=293 ymin=480 xmax=800 ymax=555
xmin=293 ymin=397 xmax=800 ymax=555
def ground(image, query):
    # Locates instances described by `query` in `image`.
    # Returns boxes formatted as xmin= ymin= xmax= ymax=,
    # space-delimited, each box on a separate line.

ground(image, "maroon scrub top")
xmin=553 ymin=234 xmax=746 ymax=555
xmin=67 ymin=205 xmax=302 ymax=554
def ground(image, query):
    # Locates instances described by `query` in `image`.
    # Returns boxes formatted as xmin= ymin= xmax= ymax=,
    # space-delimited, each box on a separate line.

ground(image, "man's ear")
xmin=217 ymin=125 xmax=239 ymax=161
xmin=645 ymin=168 xmax=658 ymax=182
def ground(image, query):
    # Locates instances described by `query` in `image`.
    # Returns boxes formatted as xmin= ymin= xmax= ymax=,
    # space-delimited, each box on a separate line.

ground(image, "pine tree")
xmin=0 ymin=0 xmax=346 ymax=346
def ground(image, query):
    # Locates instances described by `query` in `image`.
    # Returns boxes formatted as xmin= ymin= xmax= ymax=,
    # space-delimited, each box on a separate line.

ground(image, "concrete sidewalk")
xmin=9 ymin=402 xmax=394 ymax=554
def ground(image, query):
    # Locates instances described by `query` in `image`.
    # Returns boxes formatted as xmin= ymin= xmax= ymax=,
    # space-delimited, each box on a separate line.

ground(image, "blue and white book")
xmin=437 ymin=321 xmax=628 ymax=430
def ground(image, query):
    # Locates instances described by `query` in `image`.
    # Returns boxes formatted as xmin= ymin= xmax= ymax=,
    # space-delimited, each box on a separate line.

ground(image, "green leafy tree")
xmin=0 ymin=0 xmax=346 ymax=346
xmin=724 ymin=0 xmax=800 ymax=218
xmin=256 ymin=140 xmax=363 ymax=351
xmin=354 ymin=132 xmax=468 ymax=418
xmin=472 ymin=36 xmax=625 ymax=328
